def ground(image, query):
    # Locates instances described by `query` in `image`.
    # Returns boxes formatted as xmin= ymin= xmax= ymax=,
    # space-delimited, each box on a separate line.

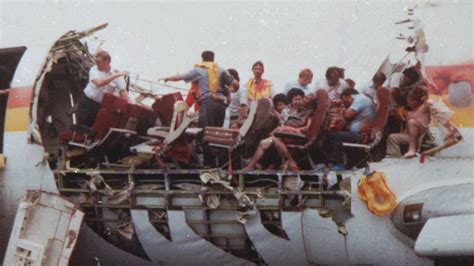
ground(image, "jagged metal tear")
xmin=131 ymin=209 xmax=252 ymax=266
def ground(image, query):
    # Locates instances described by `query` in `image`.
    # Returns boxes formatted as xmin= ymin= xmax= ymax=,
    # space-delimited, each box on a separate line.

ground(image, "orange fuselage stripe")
xmin=7 ymin=86 xmax=33 ymax=108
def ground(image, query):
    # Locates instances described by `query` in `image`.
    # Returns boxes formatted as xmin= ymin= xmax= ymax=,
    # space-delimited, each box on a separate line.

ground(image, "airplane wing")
xmin=415 ymin=214 xmax=474 ymax=256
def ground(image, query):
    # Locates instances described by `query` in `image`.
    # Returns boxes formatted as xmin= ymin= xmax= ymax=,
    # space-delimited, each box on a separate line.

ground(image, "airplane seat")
xmin=145 ymin=101 xmax=194 ymax=165
xmin=152 ymin=92 xmax=183 ymax=127
xmin=275 ymin=90 xmax=330 ymax=169
xmin=122 ymin=103 xmax=158 ymax=135
xmin=143 ymin=107 xmax=159 ymax=133
xmin=59 ymin=93 xmax=129 ymax=145
xmin=243 ymin=98 xmax=279 ymax=157
xmin=342 ymin=87 xmax=391 ymax=168
xmin=92 ymin=93 xmax=128 ymax=140
xmin=202 ymin=98 xmax=272 ymax=168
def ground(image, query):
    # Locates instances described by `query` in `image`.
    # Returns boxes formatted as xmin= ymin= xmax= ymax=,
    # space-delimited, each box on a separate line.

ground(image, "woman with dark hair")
xmin=386 ymin=86 xmax=430 ymax=158
xmin=245 ymin=61 xmax=273 ymax=102
xmin=243 ymin=88 xmax=310 ymax=171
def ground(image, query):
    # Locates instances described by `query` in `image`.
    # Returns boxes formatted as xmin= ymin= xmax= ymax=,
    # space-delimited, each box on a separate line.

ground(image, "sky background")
xmin=0 ymin=0 xmax=472 ymax=95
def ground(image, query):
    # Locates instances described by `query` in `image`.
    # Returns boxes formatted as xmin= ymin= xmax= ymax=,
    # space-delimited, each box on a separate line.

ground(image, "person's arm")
xmin=239 ymin=105 xmax=248 ymax=120
xmin=238 ymin=88 xmax=248 ymax=120
xmin=343 ymin=108 xmax=357 ymax=121
xmin=211 ymin=94 xmax=227 ymax=103
xmin=92 ymin=71 xmax=127 ymax=88
xmin=343 ymin=96 xmax=366 ymax=121
xmin=297 ymin=118 xmax=311 ymax=133
xmin=161 ymin=69 xmax=200 ymax=83
xmin=119 ymin=89 xmax=129 ymax=101
xmin=161 ymin=75 xmax=184 ymax=83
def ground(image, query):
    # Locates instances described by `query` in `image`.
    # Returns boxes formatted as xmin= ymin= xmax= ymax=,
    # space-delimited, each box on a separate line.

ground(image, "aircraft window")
xmin=448 ymin=80 xmax=472 ymax=108
xmin=403 ymin=203 xmax=423 ymax=223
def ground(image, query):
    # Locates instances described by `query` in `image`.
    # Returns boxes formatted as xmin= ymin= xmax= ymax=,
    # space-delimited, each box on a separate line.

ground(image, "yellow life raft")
xmin=358 ymin=171 xmax=397 ymax=216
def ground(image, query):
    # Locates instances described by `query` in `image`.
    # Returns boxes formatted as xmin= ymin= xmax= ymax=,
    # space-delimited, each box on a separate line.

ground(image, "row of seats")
xmin=60 ymin=92 xmax=184 ymax=146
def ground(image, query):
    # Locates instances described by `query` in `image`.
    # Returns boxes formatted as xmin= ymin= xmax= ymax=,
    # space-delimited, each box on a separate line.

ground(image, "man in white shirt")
xmin=314 ymin=66 xmax=347 ymax=103
xmin=283 ymin=68 xmax=313 ymax=95
xmin=78 ymin=51 xmax=128 ymax=126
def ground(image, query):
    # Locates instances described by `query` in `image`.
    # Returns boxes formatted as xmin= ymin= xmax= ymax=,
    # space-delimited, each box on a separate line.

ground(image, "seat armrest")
xmin=70 ymin=124 xmax=96 ymax=137
xmin=148 ymin=126 xmax=170 ymax=138
xmin=342 ymin=142 xmax=371 ymax=151
xmin=273 ymin=131 xmax=307 ymax=142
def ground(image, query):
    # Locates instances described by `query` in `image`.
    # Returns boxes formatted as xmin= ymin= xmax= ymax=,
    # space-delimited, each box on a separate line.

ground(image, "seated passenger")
xmin=384 ymin=66 xmax=423 ymax=108
xmin=243 ymin=88 xmax=310 ymax=171
xmin=345 ymin=78 xmax=356 ymax=90
xmin=386 ymin=87 xmax=430 ymax=158
xmin=314 ymin=66 xmax=348 ymax=105
xmin=77 ymin=51 xmax=129 ymax=127
xmin=283 ymin=68 xmax=314 ymax=95
xmin=272 ymin=93 xmax=289 ymax=124
xmin=325 ymin=88 xmax=376 ymax=170
xmin=361 ymin=72 xmax=387 ymax=108
xmin=246 ymin=61 xmax=273 ymax=103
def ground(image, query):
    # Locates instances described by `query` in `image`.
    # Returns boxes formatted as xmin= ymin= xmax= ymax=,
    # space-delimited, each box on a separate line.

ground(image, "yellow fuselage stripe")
xmin=5 ymin=107 xmax=29 ymax=132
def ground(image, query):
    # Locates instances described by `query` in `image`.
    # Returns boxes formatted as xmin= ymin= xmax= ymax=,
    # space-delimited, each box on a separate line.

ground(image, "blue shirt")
xmin=348 ymin=94 xmax=376 ymax=134
xmin=181 ymin=66 xmax=231 ymax=100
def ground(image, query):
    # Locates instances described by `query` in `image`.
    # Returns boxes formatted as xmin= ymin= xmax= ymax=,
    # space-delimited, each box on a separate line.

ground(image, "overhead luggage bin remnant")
xmin=3 ymin=191 xmax=84 ymax=266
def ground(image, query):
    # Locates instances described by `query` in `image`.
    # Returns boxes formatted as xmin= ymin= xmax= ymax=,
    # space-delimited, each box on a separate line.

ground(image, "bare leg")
xmin=273 ymin=137 xmax=298 ymax=170
xmin=404 ymin=118 xmax=425 ymax=158
xmin=243 ymin=137 xmax=273 ymax=170
xmin=386 ymin=133 xmax=409 ymax=157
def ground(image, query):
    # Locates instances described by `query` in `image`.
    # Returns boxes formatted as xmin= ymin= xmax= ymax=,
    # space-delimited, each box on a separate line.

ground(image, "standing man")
xmin=283 ymin=68 xmax=314 ymax=95
xmin=78 ymin=51 xmax=128 ymax=127
xmin=161 ymin=50 xmax=238 ymax=129
xmin=246 ymin=61 xmax=273 ymax=102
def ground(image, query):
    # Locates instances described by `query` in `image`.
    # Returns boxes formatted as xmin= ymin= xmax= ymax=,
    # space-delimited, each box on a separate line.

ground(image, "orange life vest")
xmin=358 ymin=171 xmax=397 ymax=216
xmin=194 ymin=62 xmax=219 ymax=94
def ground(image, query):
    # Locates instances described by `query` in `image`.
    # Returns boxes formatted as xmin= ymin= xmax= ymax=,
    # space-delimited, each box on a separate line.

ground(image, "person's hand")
xmin=158 ymin=78 xmax=168 ymax=83
xmin=331 ymin=99 xmax=342 ymax=107
xmin=115 ymin=71 xmax=128 ymax=77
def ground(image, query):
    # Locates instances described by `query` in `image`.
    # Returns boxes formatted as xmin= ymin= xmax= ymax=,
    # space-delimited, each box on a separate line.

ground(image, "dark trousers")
xmin=198 ymin=99 xmax=227 ymax=166
xmin=326 ymin=131 xmax=363 ymax=164
xmin=77 ymin=96 xmax=101 ymax=127
xmin=198 ymin=98 xmax=226 ymax=128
